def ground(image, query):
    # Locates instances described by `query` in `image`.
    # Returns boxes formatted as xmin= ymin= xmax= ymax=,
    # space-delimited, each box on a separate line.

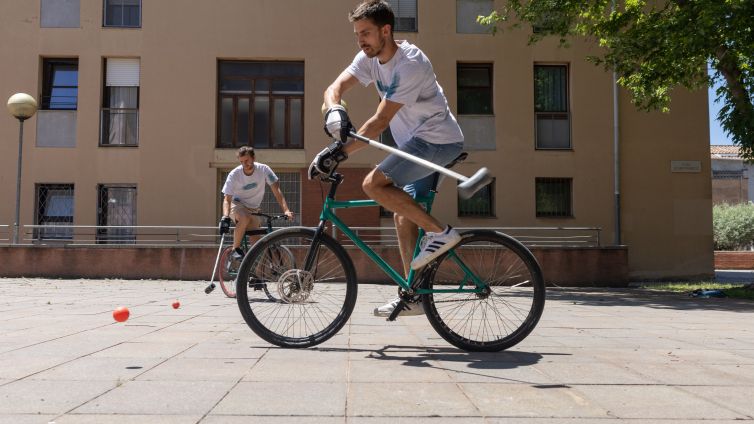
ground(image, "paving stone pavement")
xmin=0 ymin=278 xmax=752 ymax=423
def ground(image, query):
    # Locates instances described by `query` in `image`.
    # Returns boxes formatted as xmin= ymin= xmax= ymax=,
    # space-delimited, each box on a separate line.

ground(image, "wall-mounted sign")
xmin=671 ymin=160 xmax=701 ymax=173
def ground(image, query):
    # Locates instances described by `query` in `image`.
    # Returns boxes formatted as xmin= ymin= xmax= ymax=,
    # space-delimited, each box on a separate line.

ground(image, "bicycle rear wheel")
xmin=422 ymin=230 xmax=545 ymax=352
xmin=236 ymin=227 xmax=357 ymax=348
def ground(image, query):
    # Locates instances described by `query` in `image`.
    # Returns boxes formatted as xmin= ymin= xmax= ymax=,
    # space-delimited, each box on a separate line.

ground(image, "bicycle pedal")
xmin=386 ymin=301 xmax=408 ymax=322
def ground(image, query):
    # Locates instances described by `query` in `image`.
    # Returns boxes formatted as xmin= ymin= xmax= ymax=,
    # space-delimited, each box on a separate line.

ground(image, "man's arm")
xmin=222 ymin=194 xmax=233 ymax=217
xmin=343 ymin=98 xmax=403 ymax=155
xmin=324 ymin=70 xmax=360 ymax=109
xmin=269 ymin=182 xmax=294 ymax=220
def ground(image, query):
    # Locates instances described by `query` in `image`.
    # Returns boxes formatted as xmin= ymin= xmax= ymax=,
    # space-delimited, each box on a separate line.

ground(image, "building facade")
xmin=0 ymin=0 xmax=713 ymax=279
xmin=711 ymin=145 xmax=752 ymax=205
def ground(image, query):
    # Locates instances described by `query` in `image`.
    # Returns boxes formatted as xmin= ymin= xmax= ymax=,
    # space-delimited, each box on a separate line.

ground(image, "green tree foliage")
xmin=712 ymin=203 xmax=754 ymax=250
xmin=479 ymin=1 xmax=754 ymax=157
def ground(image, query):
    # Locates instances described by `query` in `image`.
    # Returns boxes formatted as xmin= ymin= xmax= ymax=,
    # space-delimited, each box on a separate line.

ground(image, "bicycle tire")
xmin=236 ymin=227 xmax=358 ymax=348
xmin=421 ymin=230 xmax=545 ymax=352
xmin=218 ymin=246 xmax=237 ymax=298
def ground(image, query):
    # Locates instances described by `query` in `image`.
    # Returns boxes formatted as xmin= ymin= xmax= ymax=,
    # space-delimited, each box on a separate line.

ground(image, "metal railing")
xmin=0 ymin=225 xmax=10 ymax=244
xmin=5 ymin=224 xmax=602 ymax=248
xmin=335 ymin=226 xmax=602 ymax=248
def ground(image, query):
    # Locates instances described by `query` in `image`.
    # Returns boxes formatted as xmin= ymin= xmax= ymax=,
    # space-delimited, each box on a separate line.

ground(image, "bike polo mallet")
xmin=204 ymin=232 xmax=227 ymax=294
xmin=348 ymin=131 xmax=493 ymax=199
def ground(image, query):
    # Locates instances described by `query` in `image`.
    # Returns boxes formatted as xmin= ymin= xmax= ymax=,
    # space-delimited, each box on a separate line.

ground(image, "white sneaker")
xmin=410 ymin=226 xmax=462 ymax=270
xmin=373 ymin=297 xmax=425 ymax=317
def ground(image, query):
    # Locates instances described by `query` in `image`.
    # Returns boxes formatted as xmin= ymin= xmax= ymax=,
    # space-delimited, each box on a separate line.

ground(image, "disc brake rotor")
xmin=276 ymin=269 xmax=315 ymax=303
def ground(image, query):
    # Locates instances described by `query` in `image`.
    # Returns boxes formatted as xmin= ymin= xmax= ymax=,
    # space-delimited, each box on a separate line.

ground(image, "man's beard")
xmin=363 ymin=35 xmax=385 ymax=58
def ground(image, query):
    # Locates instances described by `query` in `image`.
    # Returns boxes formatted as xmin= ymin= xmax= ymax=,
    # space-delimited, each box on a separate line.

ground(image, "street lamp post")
xmin=6 ymin=93 xmax=38 ymax=244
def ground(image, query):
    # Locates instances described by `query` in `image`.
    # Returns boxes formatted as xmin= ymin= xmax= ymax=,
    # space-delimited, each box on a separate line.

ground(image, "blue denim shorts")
xmin=377 ymin=137 xmax=464 ymax=198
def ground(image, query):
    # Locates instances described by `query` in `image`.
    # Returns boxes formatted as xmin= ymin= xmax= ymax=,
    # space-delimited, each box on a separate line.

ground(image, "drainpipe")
xmin=613 ymin=70 xmax=621 ymax=245
xmin=612 ymin=0 xmax=621 ymax=246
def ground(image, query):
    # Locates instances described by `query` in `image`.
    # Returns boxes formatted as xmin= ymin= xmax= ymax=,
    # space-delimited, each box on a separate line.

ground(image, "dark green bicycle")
xmin=235 ymin=153 xmax=545 ymax=352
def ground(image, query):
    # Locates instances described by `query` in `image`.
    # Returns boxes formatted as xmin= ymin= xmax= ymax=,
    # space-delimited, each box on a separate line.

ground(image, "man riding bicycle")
xmin=221 ymin=146 xmax=294 ymax=262
xmin=310 ymin=0 xmax=465 ymax=317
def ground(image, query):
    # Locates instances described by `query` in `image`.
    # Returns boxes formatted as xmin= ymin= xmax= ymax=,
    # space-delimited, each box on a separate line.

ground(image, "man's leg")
xmin=363 ymin=169 xmax=443 ymax=234
xmin=232 ymin=213 xmax=250 ymax=250
xmin=394 ymin=212 xmax=418 ymax=278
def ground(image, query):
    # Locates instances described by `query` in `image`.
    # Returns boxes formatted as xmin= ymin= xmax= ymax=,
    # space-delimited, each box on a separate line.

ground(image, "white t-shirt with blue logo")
xmin=222 ymin=162 xmax=279 ymax=209
xmin=346 ymin=41 xmax=464 ymax=148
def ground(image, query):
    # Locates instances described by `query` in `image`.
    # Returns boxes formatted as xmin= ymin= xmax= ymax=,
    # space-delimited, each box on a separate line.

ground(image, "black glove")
xmin=219 ymin=216 xmax=232 ymax=235
xmin=308 ymin=141 xmax=348 ymax=180
xmin=323 ymin=105 xmax=354 ymax=143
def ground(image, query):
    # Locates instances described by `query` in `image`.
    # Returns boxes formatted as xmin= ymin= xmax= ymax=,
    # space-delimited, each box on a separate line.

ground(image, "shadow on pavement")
xmin=547 ymin=287 xmax=754 ymax=312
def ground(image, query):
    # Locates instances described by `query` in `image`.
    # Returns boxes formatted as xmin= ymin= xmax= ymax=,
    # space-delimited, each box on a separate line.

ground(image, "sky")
xmin=708 ymin=70 xmax=734 ymax=145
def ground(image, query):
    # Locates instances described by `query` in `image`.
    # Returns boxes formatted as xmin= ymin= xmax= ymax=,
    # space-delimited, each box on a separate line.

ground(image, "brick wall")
xmin=0 ymin=245 xmax=629 ymax=286
xmin=714 ymin=251 xmax=754 ymax=269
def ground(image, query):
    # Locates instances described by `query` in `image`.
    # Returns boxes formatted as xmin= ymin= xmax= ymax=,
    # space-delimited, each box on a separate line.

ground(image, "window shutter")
xmin=392 ymin=0 xmax=416 ymax=18
xmin=106 ymin=58 xmax=140 ymax=87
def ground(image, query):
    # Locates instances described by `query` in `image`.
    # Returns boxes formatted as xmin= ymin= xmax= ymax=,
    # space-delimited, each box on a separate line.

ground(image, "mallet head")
xmin=458 ymin=167 xmax=493 ymax=200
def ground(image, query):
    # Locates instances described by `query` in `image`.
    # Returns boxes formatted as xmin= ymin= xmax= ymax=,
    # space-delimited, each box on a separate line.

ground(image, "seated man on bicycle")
xmin=311 ymin=0 xmax=464 ymax=317
xmin=220 ymin=146 xmax=295 ymax=262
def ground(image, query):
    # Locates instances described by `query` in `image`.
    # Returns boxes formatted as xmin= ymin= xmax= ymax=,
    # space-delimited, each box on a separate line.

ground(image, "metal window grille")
xmin=713 ymin=170 xmax=745 ymax=179
xmin=535 ymin=177 xmax=572 ymax=218
xmin=534 ymin=64 xmax=571 ymax=149
xmin=219 ymin=170 xmax=301 ymax=227
xmin=261 ymin=172 xmax=300 ymax=226
xmin=42 ymin=59 xmax=78 ymax=110
xmin=458 ymin=178 xmax=494 ymax=217
xmin=457 ymin=63 xmax=493 ymax=115
xmin=387 ymin=0 xmax=418 ymax=31
xmin=97 ymin=185 xmax=137 ymax=243
xmin=218 ymin=61 xmax=304 ymax=149
xmin=35 ymin=184 xmax=74 ymax=240
xmin=104 ymin=0 xmax=141 ymax=27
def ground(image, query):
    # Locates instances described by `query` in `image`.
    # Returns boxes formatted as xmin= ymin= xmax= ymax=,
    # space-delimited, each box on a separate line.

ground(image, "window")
xmin=456 ymin=0 xmax=493 ymax=34
xmin=379 ymin=126 xmax=397 ymax=147
xmin=42 ymin=59 xmax=78 ymax=110
xmin=103 ymin=0 xmax=141 ymax=28
xmin=218 ymin=61 xmax=304 ymax=149
xmin=218 ymin=171 xmax=300 ymax=226
xmin=41 ymin=0 xmax=80 ymax=28
xmin=458 ymin=63 xmax=493 ymax=115
xmin=535 ymin=178 xmax=572 ymax=218
xmin=387 ymin=0 xmax=417 ymax=32
xmin=101 ymin=58 xmax=139 ymax=146
xmin=534 ymin=64 xmax=570 ymax=149
xmin=35 ymin=184 xmax=74 ymax=240
xmin=97 ymin=185 xmax=137 ymax=243
xmin=458 ymin=179 xmax=494 ymax=217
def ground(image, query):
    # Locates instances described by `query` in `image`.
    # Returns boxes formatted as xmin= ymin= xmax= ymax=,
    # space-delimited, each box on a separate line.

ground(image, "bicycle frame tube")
xmin=309 ymin=174 xmax=485 ymax=294
xmin=320 ymin=196 xmax=483 ymax=294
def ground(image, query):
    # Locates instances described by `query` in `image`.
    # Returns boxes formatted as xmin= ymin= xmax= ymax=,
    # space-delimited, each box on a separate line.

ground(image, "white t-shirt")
xmin=346 ymin=41 xmax=464 ymax=148
xmin=222 ymin=162 xmax=279 ymax=209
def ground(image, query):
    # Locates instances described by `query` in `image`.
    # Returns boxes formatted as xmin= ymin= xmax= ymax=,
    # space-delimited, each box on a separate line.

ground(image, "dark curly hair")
xmin=348 ymin=0 xmax=395 ymax=35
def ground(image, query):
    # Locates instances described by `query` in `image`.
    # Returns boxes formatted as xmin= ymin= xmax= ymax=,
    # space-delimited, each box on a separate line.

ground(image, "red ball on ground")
xmin=113 ymin=306 xmax=130 ymax=322
xmin=172 ymin=300 xmax=180 ymax=309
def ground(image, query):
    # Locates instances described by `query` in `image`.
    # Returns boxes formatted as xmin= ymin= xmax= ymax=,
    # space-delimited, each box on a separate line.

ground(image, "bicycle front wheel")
xmin=218 ymin=246 xmax=238 ymax=298
xmin=236 ymin=227 xmax=357 ymax=348
xmin=422 ymin=230 xmax=545 ymax=352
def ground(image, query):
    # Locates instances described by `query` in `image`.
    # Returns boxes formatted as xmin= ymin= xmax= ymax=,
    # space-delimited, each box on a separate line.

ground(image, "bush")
xmin=713 ymin=203 xmax=754 ymax=250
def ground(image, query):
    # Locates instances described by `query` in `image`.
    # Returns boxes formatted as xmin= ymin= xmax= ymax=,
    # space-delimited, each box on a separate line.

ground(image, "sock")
xmin=234 ymin=247 xmax=244 ymax=256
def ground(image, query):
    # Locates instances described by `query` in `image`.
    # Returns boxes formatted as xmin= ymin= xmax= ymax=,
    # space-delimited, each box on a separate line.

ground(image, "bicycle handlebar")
xmin=250 ymin=212 xmax=289 ymax=221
